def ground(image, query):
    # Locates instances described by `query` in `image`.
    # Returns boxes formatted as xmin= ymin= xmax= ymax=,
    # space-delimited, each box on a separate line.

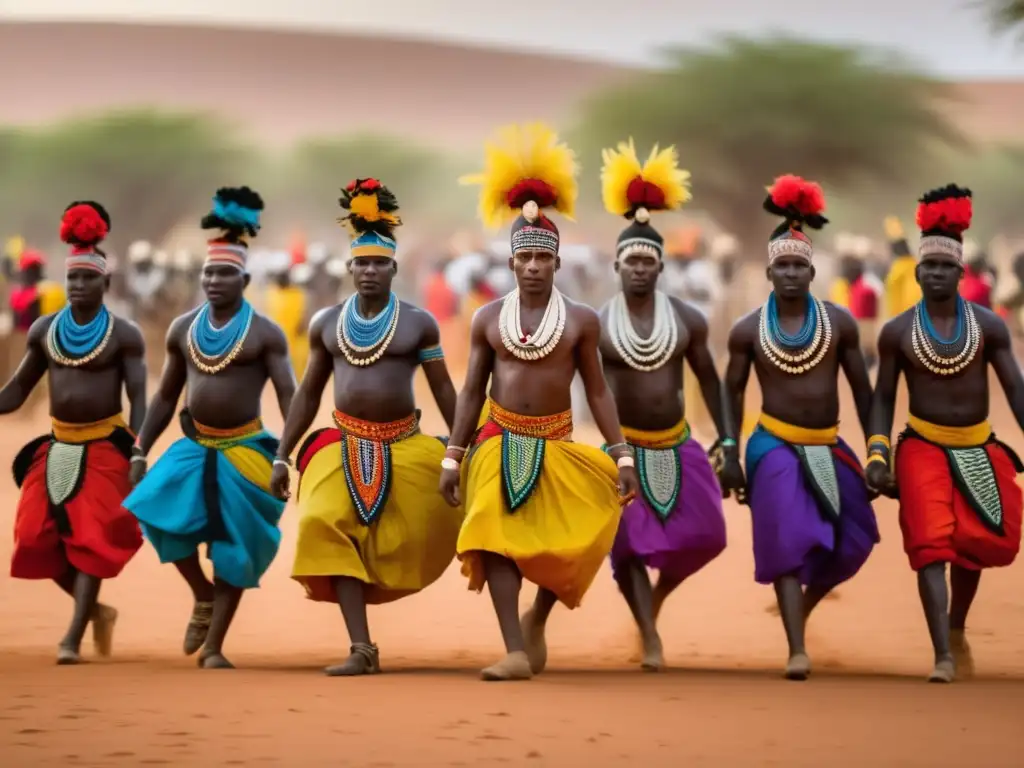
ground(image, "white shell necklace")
xmin=499 ymin=287 xmax=566 ymax=361
xmin=607 ymin=291 xmax=677 ymax=372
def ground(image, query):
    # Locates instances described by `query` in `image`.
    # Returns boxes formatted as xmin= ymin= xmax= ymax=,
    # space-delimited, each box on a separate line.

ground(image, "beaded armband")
xmin=417 ymin=344 xmax=445 ymax=364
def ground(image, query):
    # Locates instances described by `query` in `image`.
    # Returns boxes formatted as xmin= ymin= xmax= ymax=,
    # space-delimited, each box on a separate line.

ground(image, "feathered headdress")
xmin=916 ymin=184 xmax=972 ymax=265
xmin=201 ymin=186 xmax=264 ymax=271
xmin=763 ymin=175 xmax=828 ymax=264
xmin=338 ymin=178 xmax=402 ymax=260
xmin=883 ymin=215 xmax=913 ymax=259
xmin=460 ymin=123 xmax=578 ymax=256
xmin=601 ymin=138 xmax=690 ymax=260
xmin=60 ymin=200 xmax=111 ymax=274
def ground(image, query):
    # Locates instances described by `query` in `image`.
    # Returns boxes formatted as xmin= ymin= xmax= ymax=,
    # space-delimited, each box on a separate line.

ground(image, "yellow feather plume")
xmin=459 ymin=123 xmax=578 ymax=229
xmin=883 ymin=215 xmax=904 ymax=241
xmin=601 ymin=138 xmax=691 ymax=218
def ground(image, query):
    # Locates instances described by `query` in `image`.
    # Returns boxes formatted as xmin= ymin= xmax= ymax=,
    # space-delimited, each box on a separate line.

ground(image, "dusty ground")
xmin=2 ymin=373 xmax=1024 ymax=767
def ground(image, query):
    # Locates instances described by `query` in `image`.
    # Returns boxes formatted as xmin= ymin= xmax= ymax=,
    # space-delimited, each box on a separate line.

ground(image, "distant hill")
xmin=0 ymin=22 xmax=1019 ymax=145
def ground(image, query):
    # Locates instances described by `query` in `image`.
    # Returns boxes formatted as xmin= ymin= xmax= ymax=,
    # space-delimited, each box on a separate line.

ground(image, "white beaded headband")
xmin=768 ymin=237 xmax=813 ymax=264
xmin=617 ymin=237 xmax=663 ymax=260
xmin=918 ymin=235 xmax=963 ymax=264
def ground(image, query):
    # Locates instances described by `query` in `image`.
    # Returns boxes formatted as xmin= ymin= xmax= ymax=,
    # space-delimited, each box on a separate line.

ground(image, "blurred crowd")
xmin=1 ymin=214 xmax=1020 ymax=427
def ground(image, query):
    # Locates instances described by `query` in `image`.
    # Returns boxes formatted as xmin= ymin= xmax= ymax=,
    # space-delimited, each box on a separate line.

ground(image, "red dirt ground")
xmin=1 ymin=375 xmax=1022 ymax=766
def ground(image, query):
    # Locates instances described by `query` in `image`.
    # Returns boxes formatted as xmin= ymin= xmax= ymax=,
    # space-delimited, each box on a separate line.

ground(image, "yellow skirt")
xmin=291 ymin=430 xmax=463 ymax=605
xmin=457 ymin=433 xmax=621 ymax=609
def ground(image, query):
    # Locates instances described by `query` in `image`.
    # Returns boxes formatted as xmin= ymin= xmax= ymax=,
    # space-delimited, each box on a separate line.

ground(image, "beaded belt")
xmin=51 ymin=414 xmax=129 ymax=445
xmin=622 ymin=418 xmax=690 ymax=450
xmin=487 ymin=399 xmax=572 ymax=441
xmin=332 ymin=411 xmax=419 ymax=443
xmin=193 ymin=417 xmax=264 ymax=449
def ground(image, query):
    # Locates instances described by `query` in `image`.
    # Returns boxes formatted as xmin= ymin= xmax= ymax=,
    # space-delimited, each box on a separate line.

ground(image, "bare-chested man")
xmin=1 ymin=201 xmax=146 ymax=664
xmin=597 ymin=139 xmax=728 ymax=671
xmin=866 ymin=185 xmax=1024 ymax=683
xmin=124 ymin=187 xmax=297 ymax=669
xmin=442 ymin=123 xmax=639 ymax=681
xmin=275 ymin=178 xmax=463 ymax=676
xmin=721 ymin=176 xmax=880 ymax=680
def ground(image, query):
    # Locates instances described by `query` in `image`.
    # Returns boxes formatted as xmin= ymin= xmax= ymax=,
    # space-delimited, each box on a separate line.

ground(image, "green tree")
xmin=983 ymin=0 xmax=1024 ymax=33
xmin=277 ymin=134 xmax=475 ymax=237
xmin=3 ymin=110 xmax=250 ymax=251
xmin=572 ymin=37 xmax=962 ymax=255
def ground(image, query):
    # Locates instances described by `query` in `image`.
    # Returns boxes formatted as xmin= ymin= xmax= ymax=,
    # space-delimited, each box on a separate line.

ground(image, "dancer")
xmin=443 ymin=123 xmax=639 ymax=681
xmin=2 ymin=201 xmax=146 ymax=663
xmin=597 ymin=139 xmax=728 ymax=671
xmin=866 ymin=185 xmax=1023 ymax=683
xmin=277 ymin=178 xmax=463 ymax=676
xmin=125 ymin=187 xmax=296 ymax=670
xmin=883 ymin=216 xmax=922 ymax=318
xmin=720 ymin=175 xmax=879 ymax=680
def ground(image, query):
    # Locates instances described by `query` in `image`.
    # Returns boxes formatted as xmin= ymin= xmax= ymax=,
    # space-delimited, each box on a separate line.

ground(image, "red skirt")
xmin=10 ymin=432 xmax=142 ymax=580
xmin=896 ymin=435 xmax=1023 ymax=571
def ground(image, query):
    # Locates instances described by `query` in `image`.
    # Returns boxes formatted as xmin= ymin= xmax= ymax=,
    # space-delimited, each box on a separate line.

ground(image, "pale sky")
xmin=2 ymin=0 xmax=1023 ymax=78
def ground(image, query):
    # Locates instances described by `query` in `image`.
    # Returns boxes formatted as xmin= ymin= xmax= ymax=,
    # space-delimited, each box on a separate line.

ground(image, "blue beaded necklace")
xmin=52 ymin=305 xmax=111 ymax=358
xmin=766 ymin=292 xmax=817 ymax=349
xmin=919 ymin=296 xmax=964 ymax=346
xmin=190 ymin=300 xmax=254 ymax=359
xmin=343 ymin=292 xmax=397 ymax=348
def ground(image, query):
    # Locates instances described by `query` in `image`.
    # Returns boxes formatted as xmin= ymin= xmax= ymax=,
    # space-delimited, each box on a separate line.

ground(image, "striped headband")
xmin=205 ymin=240 xmax=248 ymax=271
xmin=66 ymin=247 xmax=107 ymax=274
xmin=349 ymin=231 xmax=397 ymax=260
xmin=918 ymin=235 xmax=963 ymax=265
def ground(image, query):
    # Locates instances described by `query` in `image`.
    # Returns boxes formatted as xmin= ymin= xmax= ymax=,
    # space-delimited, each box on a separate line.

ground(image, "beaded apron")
xmin=484 ymin=401 xmax=573 ymax=513
xmin=793 ymin=445 xmax=841 ymax=524
xmin=335 ymin=411 xmax=419 ymax=526
xmin=620 ymin=421 xmax=691 ymax=520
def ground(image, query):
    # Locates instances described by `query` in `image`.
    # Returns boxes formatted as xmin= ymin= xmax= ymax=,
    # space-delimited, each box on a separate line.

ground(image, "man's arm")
xmin=576 ymin=306 xmax=627 ymax=447
xmin=417 ymin=312 xmax=458 ymax=431
xmin=866 ymin=318 xmax=904 ymax=446
xmin=984 ymin=311 xmax=1024 ymax=433
xmin=263 ymin=318 xmax=298 ymax=422
xmin=723 ymin=316 xmax=755 ymax=445
xmin=118 ymin=320 xmax=148 ymax=436
xmin=445 ymin=306 xmax=496 ymax=451
xmin=832 ymin=305 xmax=873 ymax=440
xmin=0 ymin=317 xmax=50 ymax=415
xmin=676 ymin=299 xmax=729 ymax=440
xmin=275 ymin=309 xmax=334 ymax=461
xmin=135 ymin=317 xmax=189 ymax=455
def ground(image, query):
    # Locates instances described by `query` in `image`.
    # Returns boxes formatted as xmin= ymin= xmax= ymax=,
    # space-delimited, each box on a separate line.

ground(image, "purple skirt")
xmin=747 ymin=435 xmax=879 ymax=588
xmin=611 ymin=437 xmax=727 ymax=581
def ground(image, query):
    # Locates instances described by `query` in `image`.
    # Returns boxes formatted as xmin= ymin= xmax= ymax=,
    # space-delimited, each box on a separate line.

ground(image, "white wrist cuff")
xmin=616 ymin=456 xmax=635 ymax=469
xmin=441 ymin=457 xmax=460 ymax=471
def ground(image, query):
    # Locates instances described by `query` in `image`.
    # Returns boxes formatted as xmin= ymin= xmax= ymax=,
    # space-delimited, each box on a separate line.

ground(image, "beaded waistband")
xmin=332 ymin=411 xmax=419 ymax=443
xmin=907 ymin=414 xmax=992 ymax=448
xmin=193 ymin=417 xmax=264 ymax=440
xmin=622 ymin=417 xmax=690 ymax=449
xmin=487 ymin=399 xmax=573 ymax=440
xmin=52 ymin=414 xmax=128 ymax=444
xmin=758 ymin=413 xmax=837 ymax=446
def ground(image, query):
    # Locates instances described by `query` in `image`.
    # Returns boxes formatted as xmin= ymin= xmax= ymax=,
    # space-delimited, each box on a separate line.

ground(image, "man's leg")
xmin=774 ymin=574 xmax=810 ymax=680
xmin=173 ymin=552 xmax=215 ymax=655
xmin=917 ymin=562 xmax=955 ymax=682
xmin=948 ymin=564 xmax=982 ymax=678
xmin=56 ymin=570 xmax=103 ymax=664
xmin=198 ymin=577 xmax=243 ymax=669
xmin=613 ymin=558 xmax=663 ymax=671
xmin=324 ymin=576 xmax=380 ymax=676
xmin=480 ymin=552 xmax=532 ymax=681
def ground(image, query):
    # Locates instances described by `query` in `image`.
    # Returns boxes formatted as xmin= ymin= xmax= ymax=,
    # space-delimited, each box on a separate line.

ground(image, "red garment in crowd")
xmin=959 ymin=267 xmax=992 ymax=308
xmin=9 ymin=285 xmax=39 ymax=331
xmin=424 ymin=273 xmax=459 ymax=321
xmin=847 ymin=276 xmax=878 ymax=320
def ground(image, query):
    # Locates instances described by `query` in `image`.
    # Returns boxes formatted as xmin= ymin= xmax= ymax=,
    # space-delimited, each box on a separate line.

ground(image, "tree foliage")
xmin=983 ymin=0 xmax=1024 ymax=33
xmin=571 ymin=37 xmax=962 ymax=253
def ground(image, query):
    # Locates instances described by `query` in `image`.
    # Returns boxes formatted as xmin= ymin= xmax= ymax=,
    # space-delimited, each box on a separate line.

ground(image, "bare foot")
xmin=324 ymin=643 xmax=380 ymax=677
xmin=927 ymin=656 xmax=955 ymax=683
xmin=520 ymin=609 xmax=547 ymax=675
xmin=198 ymin=651 xmax=235 ymax=669
xmin=184 ymin=601 xmax=214 ymax=656
xmin=91 ymin=604 xmax=118 ymax=658
xmin=640 ymin=633 xmax=664 ymax=672
xmin=950 ymin=630 xmax=975 ymax=679
xmin=56 ymin=646 xmax=82 ymax=665
xmin=784 ymin=652 xmax=811 ymax=681
xmin=480 ymin=651 xmax=533 ymax=681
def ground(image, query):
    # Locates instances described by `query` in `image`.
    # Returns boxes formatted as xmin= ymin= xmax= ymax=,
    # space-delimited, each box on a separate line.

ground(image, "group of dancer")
xmin=3 ymin=123 xmax=1021 ymax=684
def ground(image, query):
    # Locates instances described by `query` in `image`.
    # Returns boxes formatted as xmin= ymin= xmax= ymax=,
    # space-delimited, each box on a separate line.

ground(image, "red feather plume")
xmin=770 ymin=175 xmax=825 ymax=218
xmin=916 ymin=195 xmax=972 ymax=236
xmin=60 ymin=204 xmax=108 ymax=246
xmin=626 ymin=176 xmax=667 ymax=211
xmin=506 ymin=179 xmax=558 ymax=210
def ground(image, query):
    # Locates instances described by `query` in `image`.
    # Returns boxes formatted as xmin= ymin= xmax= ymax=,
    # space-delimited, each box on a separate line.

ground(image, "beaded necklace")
xmin=911 ymin=297 xmax=980 ymax=376
xmin=607 ymin=291 xmax=677 ymax=372
xmin=498 ymin=287 xmax=566 ymax=361
xmin=46 ymin=305 xmax=114 ymax=367
xmin=337 ymin=292 xmax=401 ymax=367
xmin=758 ymin=292 xmax=832 ymax=375
xmin=187 ymin=300 xmax=254 ymax=375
